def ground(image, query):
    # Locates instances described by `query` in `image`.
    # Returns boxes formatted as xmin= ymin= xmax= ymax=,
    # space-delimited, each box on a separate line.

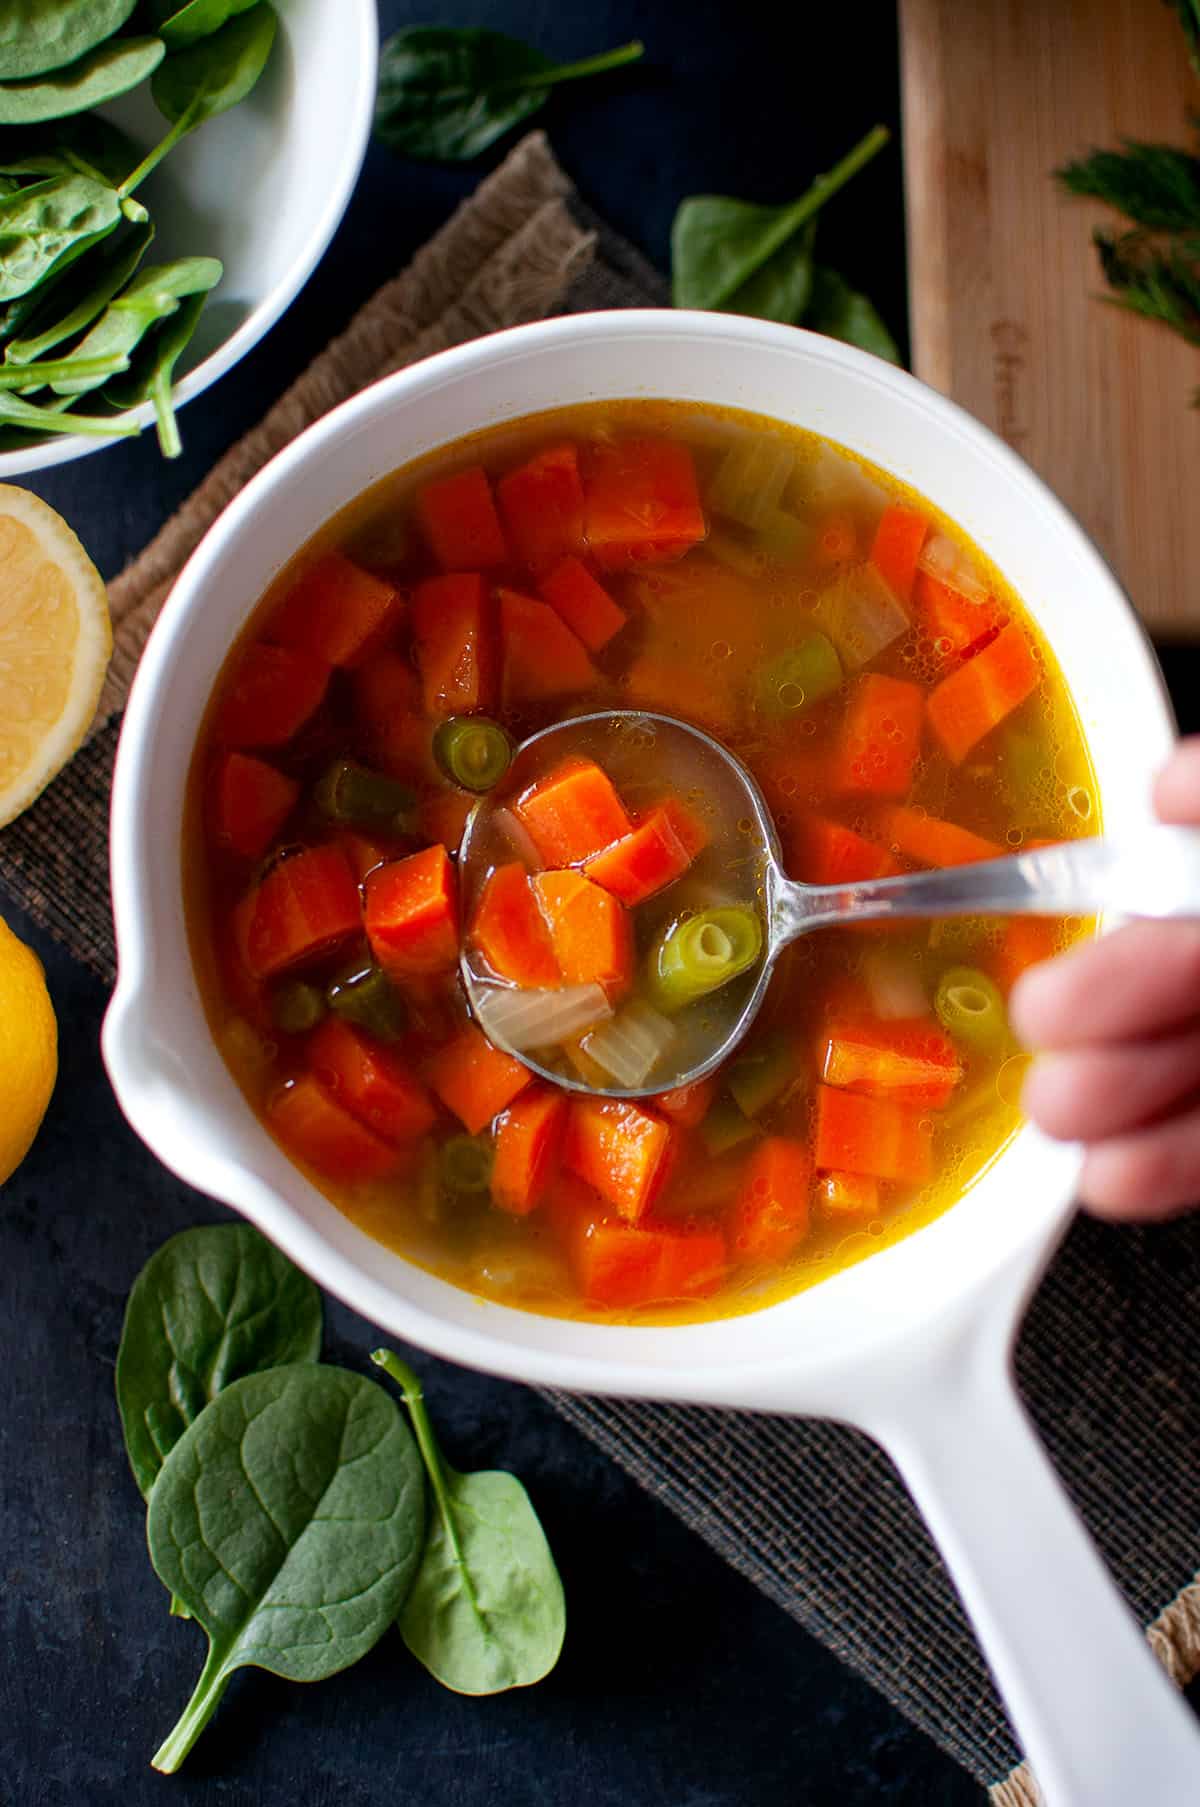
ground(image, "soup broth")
xmin=185 ymin=400 xmax=1097 ymax=1324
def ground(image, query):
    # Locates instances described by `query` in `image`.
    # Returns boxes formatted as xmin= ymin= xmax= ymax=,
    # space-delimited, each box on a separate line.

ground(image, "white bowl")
xmin=0 ymin=0 xmax=378 ymax=477
xmin=103 ymin=313 xmax=1200 ymax=1804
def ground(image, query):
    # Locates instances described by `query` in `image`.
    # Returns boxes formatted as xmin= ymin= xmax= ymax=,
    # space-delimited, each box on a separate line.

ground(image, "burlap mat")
xmin=3 ymin=133 xmax=1198 ymax=1803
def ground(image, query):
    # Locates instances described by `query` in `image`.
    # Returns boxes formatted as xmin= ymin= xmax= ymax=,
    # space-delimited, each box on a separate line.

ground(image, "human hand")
xmin=1011 ymin=738 xmax=1200 ymax=1221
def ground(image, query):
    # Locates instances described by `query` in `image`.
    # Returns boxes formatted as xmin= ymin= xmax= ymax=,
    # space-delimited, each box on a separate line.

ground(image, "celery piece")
xmin=726 ymin=1033 xmax=796 ymax=1118
xmin=708 ymin=435 xmax=794 ymax=530
xmin=314 ymin=760 xmax=416 ymax=834
xmin=270 ymin=980 xmax=326 ymax=1037
xmin=701 ymin=1094 xmax=760 ymax=1156
xmin=753 ymin=632 xmax=841 ymax=718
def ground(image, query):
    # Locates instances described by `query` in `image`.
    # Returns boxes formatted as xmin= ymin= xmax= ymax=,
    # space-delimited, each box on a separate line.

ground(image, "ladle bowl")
xmin=459 ymin=709 xmax=1200 ymax=1095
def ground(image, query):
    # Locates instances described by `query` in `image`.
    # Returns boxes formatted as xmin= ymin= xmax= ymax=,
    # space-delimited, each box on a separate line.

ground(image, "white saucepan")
xmin=103 ymin=313 xmax=1200 ymax=1804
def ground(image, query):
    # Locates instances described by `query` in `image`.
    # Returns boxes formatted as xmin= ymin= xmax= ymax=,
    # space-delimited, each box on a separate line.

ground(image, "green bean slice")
xmin=439 ymin=1134 xmax=494 ymax=1195
xmin=433 ymin=715 xmax=513 ymax=792
xmin=314 ymin=760 xmax=416 ymax=835
xmin=647 ymin=906 xmax=764 ymax=1015
xmin=934 ymin=966 xmax=1008 ymax=1053
xmin=327 ymin=964 xmax=407 ymax=1044
xmin=271 ymin=980 xmax=326 ymax=1036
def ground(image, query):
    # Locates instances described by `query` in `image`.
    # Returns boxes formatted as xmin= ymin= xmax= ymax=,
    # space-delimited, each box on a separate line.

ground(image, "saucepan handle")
xmin=871 ymin=1357 xmax=1200 ymax=1806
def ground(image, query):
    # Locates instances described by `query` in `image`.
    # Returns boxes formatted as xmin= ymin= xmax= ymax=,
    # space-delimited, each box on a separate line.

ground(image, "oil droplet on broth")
xmin=997 ymin=1053 xmax=1032 ymax=1110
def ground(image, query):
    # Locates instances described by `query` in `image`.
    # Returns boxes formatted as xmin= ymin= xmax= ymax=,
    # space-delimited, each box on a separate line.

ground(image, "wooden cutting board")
xmin=899 ymin=0 xmax=1200 ymax=637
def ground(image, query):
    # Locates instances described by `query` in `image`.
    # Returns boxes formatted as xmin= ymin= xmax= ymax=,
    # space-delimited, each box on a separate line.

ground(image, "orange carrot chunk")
xmin=365 ymin=844 xmax=458 ymax=977
xmin=582 ymin=437 xmax=706 ymax=569
xmin=656 ymin=796 xmax=710 ymax=860
xmin=818 ymin=1017 xmax=963 ymax=1108
xmin=471 ymin=862 xmax=561 ymax=988
xmin=352 ymin=652 xmax=435 ymax=781
xmin=269 ymin=552 xmax=400 ymax=668
xmin=216 ymin=643 xmax=329 ymax=749
xmin=814 ymin=1084 xmax=933 ymax=1184
xmin=412 ymin=573 xmax=495 ymax=718
xmin=208 ymin=752 xmax=299 ymax=860
xmin=653 ymin=1075 xmax=718 ymax=1129
xmin=730 ymin=1137 xmax=812 ymax=1263
xmin=927 ymin=623 xmax=1040 ymax=762
xmin=818 ymin=1170 xmax=881 ymax=1217
xmin=491 ymin=1082 xmax=568 ymax=1215
xmin=559 ymin=1211 xmax=726 ymax=1307
xmin=514 ymin=756 xmax=632 ymax=866
xmin=243 ymin=845 xmax=361 ymax=979
xmin=870 ymin=503 xmax=929 ymax=605
xmin=498 ymin=587 xmax=596 ymax=702
xmin=783 ymin=815 xmax=900 ymax=886
xmin=833 ymin=673 xmax=925 ymax=797
xmin=269 ymin=1074 xmax=401 ymax=1183
xmin=914 ymin=569 xmax=1003 ymax=658
xmin=582 ymin=805 xmax=694 ymax=906
xmin=538 ymin=556 xmax=627 ymax=652
xmin=417 ymin=465 xmax=508 ymax=570
xmin=532 ymin=869 xmax=633 ymax=997
xmin=563 ymin=1097 xmax=676 ymax=1222
xmin=309 ymin=1018 xmax=437 ymax=1145
xmin=874 ymin=803 xmax=1004 ymax=868
xmin=994 ymin=915 xmax=1061 ymax=992
xmin=496 ymin=443 xmax=586 ymax=574
xmin=426 ymin=1022 xmax=530 ymax=1133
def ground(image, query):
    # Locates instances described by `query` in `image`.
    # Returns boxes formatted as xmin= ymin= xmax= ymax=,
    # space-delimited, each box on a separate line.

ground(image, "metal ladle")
xmin=459 ymin=710 xmax=1200 ymax=1096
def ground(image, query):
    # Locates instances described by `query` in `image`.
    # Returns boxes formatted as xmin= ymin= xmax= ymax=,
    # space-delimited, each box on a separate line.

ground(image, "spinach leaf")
xmin=51 ymin=254 xmax=221 ymax=394
xmin=372 ymin=1349 xmax=566 ymax=1695
xmin=151 ymin=3 xmax=276 ymax=126
xmin=0 ymin=388 xmax=141 ymax=436
xmin=5 ymin=217 xmax=154 ymax=363
xmin=115 ymin=1222 xmax=322 ymax=1503
xmin=671 ymin=125 xmax=888 ymax=313
xmin=0 ymin=37 xmax=165 ymax=127
xmin=0 ymin=174 xmax=122 ymax=304
xmin=107 ymin=287 xmax=207 ymax=456
xmin=0 ymin=0 xmax=139 ymax=83
xmin=154 ymin=0 xmax=263 ymax=52
xmin=147 ymin=1363 xmax=425 ymax=1772
xmin=121 ymin=3 xmax=275 ymax=194
xmin=374 ymin=26 xmax=643 ymax=162
xmin=0 ymin=351 xmax=128 ymax=388
xmin=0 ymin=114 xmax=141 ymax=187
xmin=805 ymin=264 xmax=901 ymax=364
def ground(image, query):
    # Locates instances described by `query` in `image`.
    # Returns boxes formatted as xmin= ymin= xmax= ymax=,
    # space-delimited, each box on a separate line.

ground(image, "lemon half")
xmin=0 ymin=912 xmax=57 ymax=1184
xmin=0 ymin=483 xmax=112 ymax=829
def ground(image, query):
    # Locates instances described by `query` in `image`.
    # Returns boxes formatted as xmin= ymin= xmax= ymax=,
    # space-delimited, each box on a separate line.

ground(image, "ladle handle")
xmin=773 ymin=825 xmax=1200 ymax=938
xmin=875 ymin=1360 xmax=1200 ymax=1806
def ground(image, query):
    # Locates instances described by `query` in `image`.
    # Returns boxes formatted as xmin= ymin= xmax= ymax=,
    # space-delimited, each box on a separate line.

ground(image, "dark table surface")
xmin=3 ymin=5 xmax=1196 ymax=1805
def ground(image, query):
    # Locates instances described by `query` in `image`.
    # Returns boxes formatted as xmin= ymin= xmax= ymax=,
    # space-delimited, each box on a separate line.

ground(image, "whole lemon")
xmin=0 ymin=912 xmax=57 ymax=1185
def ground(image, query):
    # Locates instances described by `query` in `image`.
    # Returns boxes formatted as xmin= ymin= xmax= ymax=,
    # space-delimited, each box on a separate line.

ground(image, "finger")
xmin=1010 ymin=919 xmax=1200 ymax=1049
xmin=1021 ymin=1026 xmax=1200 ymax=1141
xmin=1153 ymin=737 xmax=1200 ymax=825
xmin=1079 ymin=1096 xmax=1200 ymax=1220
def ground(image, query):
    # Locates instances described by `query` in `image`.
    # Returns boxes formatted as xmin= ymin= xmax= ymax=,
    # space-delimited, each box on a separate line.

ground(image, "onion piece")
xmin=799 ymin=446 xmax=889 ymax=517
xmin=813 ymin=562 xmax=909 ymax=669
xmin=581 ymin=1001 xmax=677 ymax=1088
xmin=862 ymin=948 xmax=929 ymax=1020
xmin=473 ymin=982 xmax=610 ymax=1052
xmin=708 ymin=436 xmax=794 ymax=530
xmin=917 ymin=533 xmax=990 ymax=606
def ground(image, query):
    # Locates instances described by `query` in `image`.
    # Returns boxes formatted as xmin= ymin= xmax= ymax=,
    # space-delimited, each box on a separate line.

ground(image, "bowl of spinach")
xmin=0 ymin=0 xmax=378 ymax=470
